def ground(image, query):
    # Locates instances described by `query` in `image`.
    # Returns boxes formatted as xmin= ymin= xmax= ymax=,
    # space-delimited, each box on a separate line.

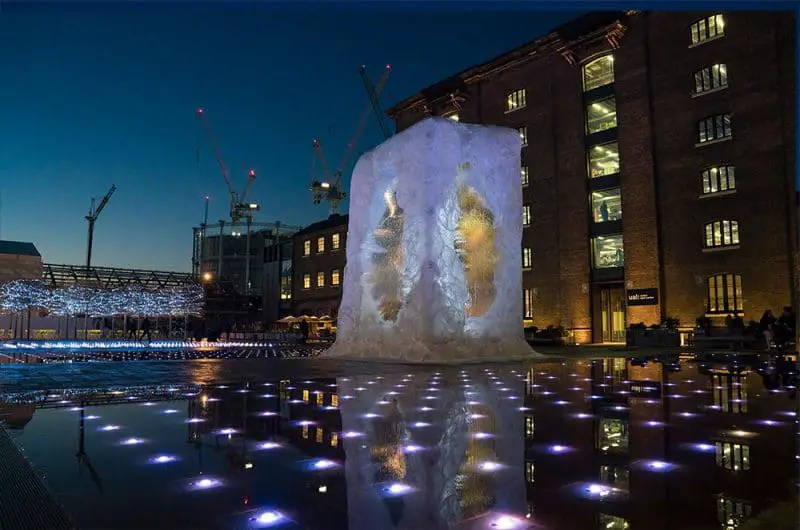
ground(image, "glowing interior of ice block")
xmin=326 ymin=117 xmax=535 ymax=361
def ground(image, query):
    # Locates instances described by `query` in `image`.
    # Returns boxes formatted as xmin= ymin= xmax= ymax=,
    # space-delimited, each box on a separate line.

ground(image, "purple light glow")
xmin=69 ymin=407 xmax=83 ymax=412
xmin=100 ymin=425 xmax=120 ymax=431
xmin=642 ymin=460 xmax=676 ymax=472
xmin=252 ymin=510 xmax=285 ymax=527
xmin=149 ymin=455 xmax=177 ymax=464
xmin=572 ymin=413 xmax=593 ymax=419
xmin=185 ymin=418 xmax=205 ymax=423
xmin=120 ymin=437 xmax=144 ymax=446
xmin=214 ymin=428 xmax=238 ymax=435
xmin=547 ymin=444 xmax=571 ymax=454
xmin=190 ymin=477 xmax=222 ymax=490
xmin=258 ymin=442 xmax=281 ymax=450
xmin=644 ymin=421 xmax=664 ymax=427
xmin=402 ymin=445 xmax=423 ymax=454
xmin=689 ymin=443 xmax=716 ymax=453
xmin=259 ymin=411 xmax=277 ymax=417
xmin=553 ymin=400 xmax=570 ymax=406
xmin=411 ymin=422 xmax=430 ymax=428
xmin=381 ymin=483 xmax=414 ymax=497
xmin=758 ymin=419 xmax=783 ymax=427
xmin=490 ymin=515 xmax=527 ymax=529
xmin=161 ymin=409 xmax=179 ymax=415
xmin=678 ymin=412 xmax=697 ymax=418
xmin=363 ymin=413 xmax=380 ymax=419
xmin=477 ymin=461 xmax=504 ymax=472
xmin=473 ymin=432 xmax=493 ymax=439
xmin=418 ymin=407 xmax=434 ymax=412
xmin=260 ymin=394 xmax=276 ymax=399
xmin=85 ymin=415 xmax=100 ymax=420
xmin=296 ymin=420 xmax=315 ymax=427
xmin=310 ymin=459 xmax=337 ymax=470
xmin=341 ymin=431 xmax=363 ymax=438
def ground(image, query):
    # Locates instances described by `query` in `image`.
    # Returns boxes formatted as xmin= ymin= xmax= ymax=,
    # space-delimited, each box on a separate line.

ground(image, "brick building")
xmin=0 ymin=241 xmax=42 ymax=283
xmin=291 ymin=214 xmax=348 ymax=317
xmin=387 ymin=11 xmax=797 ymax=343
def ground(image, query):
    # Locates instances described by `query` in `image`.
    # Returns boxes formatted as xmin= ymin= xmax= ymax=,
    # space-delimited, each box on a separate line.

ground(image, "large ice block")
xmin=325 ymin=117 xmax=539 ymax=362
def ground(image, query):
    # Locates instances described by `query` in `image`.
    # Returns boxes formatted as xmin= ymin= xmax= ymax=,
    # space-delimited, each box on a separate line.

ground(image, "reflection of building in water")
xmin=523 ymin=359 xmax=796 ymax=530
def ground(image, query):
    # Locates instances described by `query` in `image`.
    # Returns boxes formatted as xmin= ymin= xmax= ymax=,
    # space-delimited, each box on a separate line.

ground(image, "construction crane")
xmin=310 ymin=64 xmax=392 ymax=216
xmin=359 ymin=64 xmax=393 ymax=140
xmin=196 ymin=108 xmax=260 ymax=227
xmin=85 ymin=184 xmax=116 ymax=271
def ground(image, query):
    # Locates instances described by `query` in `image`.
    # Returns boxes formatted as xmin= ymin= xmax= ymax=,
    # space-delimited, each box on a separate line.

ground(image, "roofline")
xmin=386 ymin=11 xmax=637 ymax=118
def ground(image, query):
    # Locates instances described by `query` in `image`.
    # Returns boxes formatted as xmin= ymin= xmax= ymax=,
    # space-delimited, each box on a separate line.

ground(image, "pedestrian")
xmin=140 ymin=317 xmax=152 ymax=342
xmin=760 ymin=309 xmax=776 ymax=350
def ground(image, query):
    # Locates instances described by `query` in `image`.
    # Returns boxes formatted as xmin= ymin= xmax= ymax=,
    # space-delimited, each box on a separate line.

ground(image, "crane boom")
xmin=360 ymin=64 xmax=393 ymax=140
xmin=312 ymin=139 xmax=335 ymax=183
xmin=197 ymin=108 xmax=237 ymax=199
xmin=93 ymin=185 xmax=116 ymax=219
xmin=335 ymin=65 xmax=392 ymax=180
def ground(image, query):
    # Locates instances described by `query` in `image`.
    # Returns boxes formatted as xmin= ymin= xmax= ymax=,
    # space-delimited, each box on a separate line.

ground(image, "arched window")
xmin=582 ymin=55 xmax=615 ymax=91
xmin=707 ymin=273 xmax=743 ymax=314
xmin=697 ymin=114 xmax=732 ymax=144
xmin=704 ymin=220 xmax=739 ymax=249
xmin=702 ymin=166 xmax=736 ymax=195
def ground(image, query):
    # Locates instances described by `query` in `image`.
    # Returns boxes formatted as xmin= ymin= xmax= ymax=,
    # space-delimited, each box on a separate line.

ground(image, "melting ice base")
xmin=326 ymin=117 xmax=540 ymax=362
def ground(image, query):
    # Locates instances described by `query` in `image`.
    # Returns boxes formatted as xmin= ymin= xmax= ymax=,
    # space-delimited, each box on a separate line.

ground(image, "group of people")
xmin=759 ymin=306 xmax=796 ymax=351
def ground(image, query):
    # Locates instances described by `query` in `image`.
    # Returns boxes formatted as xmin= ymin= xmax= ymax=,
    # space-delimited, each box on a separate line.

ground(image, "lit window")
xmin=303 ymin=240 xmax=311 ymax=256
xmin=707 ymin=273 xmax=743 ymax=314
xmin=715 ymin=441 xmax=750 ymax=471
xmin=302 ymin=425 xmax=309 ymax=439
xmin=303 ymin=274 xmax=311 ymax=289
xmin=597 ymin=418 xmax=629 ymax=453
xmin=704 ymin=220 xmax=740 ymax=249
xmin=302 ymin=389 xmax=310 ymax=402
xmin=591 ymin=188 xmax=622 ymax=223
xmin=518 ymin=126 xmax=528 ymax=146
xmin=521 ymin=166 xmax=529 ymax=187
xmin=588 ymin=142 xmax=620 ymax=178
xmin=522 ymin=205 xmax=531 ymax=227
xmin=582 ymin=55 xmax=615 ymax=91
xmin=444 ymin=111 xmax=459 ymax=122
xmin=506 ymin=89 xmax=526 ymax=112
xmin=702 ymin=165 xmax=736 ymax=195
xmin=586 ymin=96 xmax=617 ymax=134
xmin=691 ymin=14 xmax=725 ymax=45
xmin=524 ymin=415 xmax=534 ymax=438
xmin=330 ymin=394 xmax=339 ymax=407
xmin=316 ymin=392 xmax=324 ymax=406
xmin=599 ymin=514 xmax=630 ymax=530
xmin=694 ymin=64 xmax=728 ymax=94
xmin=697 ymin=114 xmax=732 ymax=144
xmin=525 ymin=460 xmax=534 ymax=484
xmin=717 ymin=496 xmax=752 ymax=528
xmin=523 ymin=289 xmax=533 ymax=319
xmin=316 ymin=427 xmax=323 ymax=443
xmin=331 ymin=233 xmax=340 ymax=250
xmin=592 ymin=235 xmax=624 ymax=269
xmin=317 ymin=236 xmax=325 ymax=253
xmin=331 ymin=269 xmax=341 ymax=286
xmin=330 ymin=432 xmax=339 ymax=447
xmin=317 ymin=271 xmax=325 ymax=288
xmin=522 ymin=247 xmax=532 ymax=269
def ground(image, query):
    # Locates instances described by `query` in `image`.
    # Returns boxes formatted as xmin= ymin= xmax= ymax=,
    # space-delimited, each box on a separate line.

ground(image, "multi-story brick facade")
xmin=291 ymin=214 xmax=348 ymax=317
xmin=387 ymin=11 xmax=797 ymax=343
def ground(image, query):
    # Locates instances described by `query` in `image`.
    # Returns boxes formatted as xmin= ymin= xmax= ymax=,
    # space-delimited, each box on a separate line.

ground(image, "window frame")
xmin=585 ymin=95 xmax=618 ymax=135
xmin=331 ymin=232 xmax=341 ymax=250
xmin=523 ymin=288 xmax=534 ymax=318
xmin=582 ymin=54 xmax=615 ymax=92
xmin=701 ymin=165 xmax=736 ymax=196
xmin=703 ymin=219 xmax=740 ymax=250
xmin=706 ymin=273 xmax=743 ymax=315
xmin=522 ymin=247 xmax=532 ymax=269
xmin=303 ymin=240 xmax=311 ymax=256
xmin=331 ymin=268 xmax=341 ymax=286
xmin=316 ymin=271 xmax=325 ymax=288
xmin=587 ymin=142 xmax=620 ymax=179
xmin=505 ymin=88 xmax=527 ymax=113
xmin=690 ymin=14 xmax=726 ymax=47
xmin=693 ymin=63 xmax=729 ymax=96
xmin=522 ymin=205 xmax=531 ymax=227
xmin=592 ymin=234 xmax=625 ymax=269
xmin=696 ymin=114 xmax=732 ymax=145
xmin=302 ymin=273 xmax=311 ymax=290
xmin=316 ymin=236 xmax=325 ymax=253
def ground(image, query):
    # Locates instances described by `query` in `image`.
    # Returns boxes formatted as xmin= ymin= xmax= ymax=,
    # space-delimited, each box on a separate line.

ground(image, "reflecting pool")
xmin=3 ymin=356 xmax=798 ymax=529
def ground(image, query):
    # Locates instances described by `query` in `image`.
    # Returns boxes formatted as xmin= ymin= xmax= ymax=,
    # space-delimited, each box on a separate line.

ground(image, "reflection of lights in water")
xmin=252 ymin=510 xmax=284 ymax=527
xmin=612 ymin=406 xmax=627 ymax=411
xmin=410 ymin=422 xmax=430 ymax=428
xmin=142 ymin=402 xmax=156 ymax=407
xmin=758 ymin=419 xmax=783 ymax=426
xmin=477 ymin=461 xmax=503 ymax=472
xmin=553 ymin=400 xmax=570 ymax=406
xmin=258 ymin=442 xmax=281 ymax=450
xmin=644 ymin=421 xmax=663 ymax=427
xmin=190 ymin=477 xmax=222 ymax=490
xmin=260 ymin=394 xmax=276 ymax=399
xmin=342 ymin=431 xmax=363 ymax=438
xmin=402 ymin=445 xmax=423 ymax=454
xmin=185 ymin=418 xmax=204 ymax=423
xmin=517 ymin=406 xmax=532 ymax=412
xmin=678 ymin=412 xmax=697 ymax=418
xmin=363 ymin=413 xmax=380 ymax=419
xmin=689 ymin=443 xmax=715 ymax=453
xmin=259 ymin=411 xmax=277 ymax=417
xmin=381 ymin=483 xmax=413 ymax=497
xmin=310 ymin=459 xmax=337 ymax=470
xmin=214 ymin=428 xmax=238 ymax=435
xmin=573 ymin=413 xmax=593 ymax=419
xmin=69 ymin=407 xmax=83 ymax=412
xmin=491 ymin=515 xmax=527 ymax=529
xmin=100 ymin=425 xmax=120 ymax=431
xmin=120 ymin=437 xmax=144 ymax=446
xmin=342 ymin=395 xmax=355 ymax=400
xmin=728 ymin=429 xmax=756 ymax=438
xmin=547 ymin=444 xmax=570 ymax=454
xmin=296 ymin=420 xmax=314 ymax=427
xmin=162 ymin=409 xmax=179 ymax=415
xmin=323 ymin=406 xmax=338 ymax=411
xmin=288 ymin=400 xmax=304 ymax=404
xmin=149 ymin=455 xmax=177 ymax=464
xmin=355 ymin=387 xmax=367 ymax=391
xmin=86 ymin=415 xmax=100 ymax=420
xmin=419 ymin=407 xmax=434 ymax=412
xmin=642 ymin=460 xmax=676 ymax=472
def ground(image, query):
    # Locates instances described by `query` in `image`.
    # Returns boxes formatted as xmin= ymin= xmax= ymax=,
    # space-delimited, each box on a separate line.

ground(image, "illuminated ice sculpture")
xmin=326 ymin=117 xmax=539 ymax=362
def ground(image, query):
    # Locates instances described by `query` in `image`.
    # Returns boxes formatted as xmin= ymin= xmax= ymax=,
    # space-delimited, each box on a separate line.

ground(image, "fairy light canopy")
xmin=0 ymin=279 xmax=204 ymax=317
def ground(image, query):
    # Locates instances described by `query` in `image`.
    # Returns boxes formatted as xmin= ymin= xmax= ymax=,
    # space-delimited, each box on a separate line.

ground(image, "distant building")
xmin=292 ymin=214 xmax=348 ymax=318
xmin=0 ymin=240 xmax=42 ymax=283
xmin=387 ymin=11 xmax=797 ymax=343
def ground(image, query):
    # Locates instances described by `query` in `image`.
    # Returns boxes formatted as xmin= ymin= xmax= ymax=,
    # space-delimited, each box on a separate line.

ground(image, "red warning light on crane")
xmin=249 ymin=170 xmax=256 ymax=178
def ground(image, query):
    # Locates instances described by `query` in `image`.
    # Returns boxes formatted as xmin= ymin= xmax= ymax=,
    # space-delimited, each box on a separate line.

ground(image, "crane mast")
xmin=85 ymin=184 xmax=116 ymax=271
xmin=360 ymin=64 xmax=393 ymax=140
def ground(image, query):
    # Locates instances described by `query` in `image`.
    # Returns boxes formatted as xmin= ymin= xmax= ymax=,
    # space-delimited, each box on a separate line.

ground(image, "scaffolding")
xmin=42 ymin=263 xmax=197 ymax=290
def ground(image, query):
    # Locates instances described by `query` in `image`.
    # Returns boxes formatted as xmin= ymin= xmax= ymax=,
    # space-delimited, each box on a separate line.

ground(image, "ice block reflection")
xmin=338 ymin=372 xmax=528 ymax=529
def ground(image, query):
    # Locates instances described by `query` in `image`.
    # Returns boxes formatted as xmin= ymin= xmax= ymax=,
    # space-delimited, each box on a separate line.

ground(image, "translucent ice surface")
xmin=325 ymin=117 xmax=539 ymax=362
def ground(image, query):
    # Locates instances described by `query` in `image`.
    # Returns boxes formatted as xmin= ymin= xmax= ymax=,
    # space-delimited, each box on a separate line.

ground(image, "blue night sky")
xmin=0 ymin=2 xmax=579 ymax=272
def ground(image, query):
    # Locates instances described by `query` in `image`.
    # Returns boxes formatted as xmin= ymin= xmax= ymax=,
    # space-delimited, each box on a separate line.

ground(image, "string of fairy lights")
xmin=0 ymin=279 xmax=204 ymax=317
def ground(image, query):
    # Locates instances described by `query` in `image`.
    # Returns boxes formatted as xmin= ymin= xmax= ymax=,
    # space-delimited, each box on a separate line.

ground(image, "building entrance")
xmin=600 ymin=286 xmax=626 ymax=343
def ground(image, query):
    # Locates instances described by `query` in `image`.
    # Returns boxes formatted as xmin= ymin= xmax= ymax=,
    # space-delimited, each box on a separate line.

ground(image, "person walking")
xmin=759 ymin=309 xmax=776 ymax=350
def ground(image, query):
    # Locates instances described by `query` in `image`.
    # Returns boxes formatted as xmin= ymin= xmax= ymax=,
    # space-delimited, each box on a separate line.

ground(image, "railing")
xmin=42 ymin=263 xmax=197 ymax=289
